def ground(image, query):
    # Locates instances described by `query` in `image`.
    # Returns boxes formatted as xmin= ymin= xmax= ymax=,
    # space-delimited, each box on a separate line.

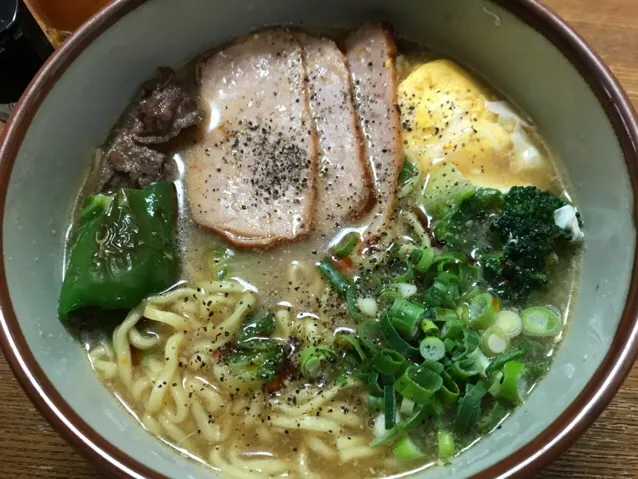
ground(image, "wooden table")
xmin=1 ymin=0 xmax=638 ymax=477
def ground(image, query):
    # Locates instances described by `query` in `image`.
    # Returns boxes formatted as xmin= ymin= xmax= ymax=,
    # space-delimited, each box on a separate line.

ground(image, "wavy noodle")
xmin=228 ymin=447 xmax=290 ymax=476
xmin=143 ymin=304 xmax=190 ymax=330
xmin=128 ymin=327 xmax=160 ymax=350
xmin=269 ymin=415 xmax=342 ymax=433
xmin=274 ymin=379 xmax=360 ymax=416
xmin=158 ymin=413 xmax=193 ymax=450
xmin=164 ymin=379 xmax=190 ymax=424
xmin=273 ymin=307 xmax=292 ymax=339
xmin=305 ymin=436 xmax=337 ymax=460
xmin=185 ymin=375 xmax=224 ymax=414
xmin=113 ymin=307 xmax=143 ymax=389
xmin=191 ymin=398 xmax=221 ymax=442
xmin=207 ymin=292 xmax=257 ymax=349
xmin=338 ymin=445 xmax=379 ymax=463
xmin=88 ymin=275 xmax=379 ymax=477
xmin=298 ymin=445 xmax=316 ymax=478
xmin=89 ymin=344 xmax=118 ymax=380
xmin=146 ymin=333 xmax=185 ymax=414
xmin=196 ymin=280 xmax=248 ymax=294
xmin=131 ymin=376 xmax=152 ymax=402
xmin=288 ymin=261 xmax=325 ymax=298
xmin=209 ymin=448 xmax=263 ymax=479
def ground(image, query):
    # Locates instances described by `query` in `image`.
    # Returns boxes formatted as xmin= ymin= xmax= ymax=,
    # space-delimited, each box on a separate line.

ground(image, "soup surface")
xmin=60 ymin=24 xmax=583 ymax=479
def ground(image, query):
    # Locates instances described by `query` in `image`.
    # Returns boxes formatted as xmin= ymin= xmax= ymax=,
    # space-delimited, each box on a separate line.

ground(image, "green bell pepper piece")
xmin=58 ymin=183 xmax=177 ymax=317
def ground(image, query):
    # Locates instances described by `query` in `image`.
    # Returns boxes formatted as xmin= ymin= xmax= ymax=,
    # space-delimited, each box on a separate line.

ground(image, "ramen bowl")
xmin=1 ymin=0 xmax=637 ymax=477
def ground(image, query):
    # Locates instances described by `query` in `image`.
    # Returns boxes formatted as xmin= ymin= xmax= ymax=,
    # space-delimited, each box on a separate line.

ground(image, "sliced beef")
xmin=296 ymin=32 xmax=373 ymax=236
xmin=185 ymin=29 xmax=317 ymax=248
xmin=99 ymin=136 xmax=166 ymax=189
xmin=98 ymin=67 xmax=203 ymax=191
xmin=129 ymin=67 xmax=203 ymax=144
xmin=345 ymin=23 xmax=404 ymax=238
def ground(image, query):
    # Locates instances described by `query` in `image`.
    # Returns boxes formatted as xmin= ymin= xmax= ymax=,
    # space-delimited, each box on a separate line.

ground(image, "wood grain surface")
xmin=1 ymin=0 xmax=638 ymax=477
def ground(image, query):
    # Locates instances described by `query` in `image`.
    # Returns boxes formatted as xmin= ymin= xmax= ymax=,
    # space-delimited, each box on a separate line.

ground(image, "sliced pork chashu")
xmin=186 ymin=29 xmax=317 ymax=247
xmin=345 ymin=23 xmax=404 ymax=239
xmin=296 ymin=32 xmax=373 ymax=236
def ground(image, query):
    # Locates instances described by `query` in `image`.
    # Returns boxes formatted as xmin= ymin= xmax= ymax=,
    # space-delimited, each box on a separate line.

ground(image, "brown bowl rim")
xmin=1 ymin=0 xmax=637 ymax=477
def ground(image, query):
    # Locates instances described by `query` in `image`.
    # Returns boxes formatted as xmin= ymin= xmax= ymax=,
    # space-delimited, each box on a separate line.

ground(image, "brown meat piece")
xmin=296 ymin=32 xmax=373 ymax=236
xmin=345 ymin=24 xmax=404 ymax=239
xmin=185 ymin=29 xmax=317 ymax=248
xmin=129 ymin=68 xmax=203 ymax=144
xmin=98 ymin=68 xmax=203 ymax=191
xmin=98 ymin=136 xmax=167 ymax=190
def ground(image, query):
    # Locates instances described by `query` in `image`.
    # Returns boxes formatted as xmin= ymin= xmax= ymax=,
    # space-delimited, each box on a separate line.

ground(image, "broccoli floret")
xmin=481 ymin=186 xmax=572 ymax=302
xmin=226 ymin=340 xmax=284 ymax=383
xmin=428 ymin=182 xmax=579 ymax=304
xmin=434 ymin=188 xmax=504 ymax=251
xmin=235 ymin=309 xmax=276 ymax=344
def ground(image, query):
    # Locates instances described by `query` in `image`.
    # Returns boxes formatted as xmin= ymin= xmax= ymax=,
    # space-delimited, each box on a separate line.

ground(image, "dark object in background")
xmin=0 ymin=0 xmax=53 ymax=118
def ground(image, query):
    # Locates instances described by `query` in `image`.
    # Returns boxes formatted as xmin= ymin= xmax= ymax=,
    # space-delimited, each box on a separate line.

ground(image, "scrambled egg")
xmin=398 ymin=59 xmax=555 ymax=190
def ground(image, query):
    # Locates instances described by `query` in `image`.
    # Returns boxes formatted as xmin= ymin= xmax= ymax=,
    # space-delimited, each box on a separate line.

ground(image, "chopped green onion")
xmin=427 ymin=271 xmax=461 ymax=308
xmin=368 ymin=371 xmax=383 ymax=396
xmin=438 ymin=430 xmax=455 ymax=460
xmin=478 ymin=400 xmax=509 ymax=433
xmin=494 ymin=310 xmax=523 ymax=338
xmin=433 ymin=252 xmax=467 ymax=272
xmin=441 ymin=319 xmax=464 ymax=340
xmin=485 ymin=344 xmax=530 ymax=377
xmin=391 ymin=262 xmax=415 ymax=283
xmin=334 ymin=334 xmax=367 ymax=361
xmin=384 ymin=385 xmax=397 ymax=429
xmin=398 ymin=157 xmax=419 ymax=185
xmin=421 ymin=358 xmax=444 ymax=374
xmin=299 ymin=346 xmax=335 ymax=378
xmin=380 ymin=313 xmax=420 ymax=358
xmin=357 ymin=297 xmax=378 ymax=317
xmin=498 ymin=360 xmax=527 ymax=405
xmin=480 ymin=327 xmax=510 ymax=357
xmin=373 ymin=349 xmax=406 ymax=377
xmin=419 ymin=337 xmax=446 ymax=361
xmin=393 ymin=435 xmax=425 ymax=462
xmin=217 ymin=266 xmax=228 ymax=280
xmin=394 ymin=365 xmax=443 ymax=404
xmin=487 ymin=371 xmax=503 ymax=397
xmin=521 ymin=306 xmax=562 ymax=337
xmin=396 ymin=283 xmax=418 ymax=299
xmin=443 ymin=338 xmax=456 ymax=354
xmin=468 ymin=293 xmax=497 ymax=329
xmin=372 ymin=405 xmax=429 ymax=447
xmin=465 ymin=347 xmax=490 ymax=376
xmin=359 ymin=320 xmax=385 ymax=354
xmin=400 ymin=397 xmax=415 ymax=416
xmin=409 ymin=247 xmax=435 ymax=273
xmin=368 ymin=394 xmax=384 ymax=413
xmin=317 ymin=258 xmax=351 ymax=297
xmin=420 ymin=319 xmax=439 ymax=336
xmin=458 ymin=329 xmax=480 ymax=359
xmin=455 ymin=380 xmax=488 ymax=434
xmin=345 ymin=286 xmax=362 ymax=321
xmin=447 ymin=359 xmax=481 ymax=382
xmin=437 ymin=371 xmax=460 ymax=405
xmin=435 ymin=308 xmax=459 ymax=323
xmin=331 ymin=232 xmax=359 ymax=258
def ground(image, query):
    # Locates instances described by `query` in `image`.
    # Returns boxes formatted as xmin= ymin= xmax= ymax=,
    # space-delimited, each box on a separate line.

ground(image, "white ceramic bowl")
xmin=1 ymin=1 xmax=637 ymax=477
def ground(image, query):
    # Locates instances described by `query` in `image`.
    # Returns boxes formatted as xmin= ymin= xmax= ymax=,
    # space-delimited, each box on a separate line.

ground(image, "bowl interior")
xmin=2 ymin=0 xmax=635 ymax=477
